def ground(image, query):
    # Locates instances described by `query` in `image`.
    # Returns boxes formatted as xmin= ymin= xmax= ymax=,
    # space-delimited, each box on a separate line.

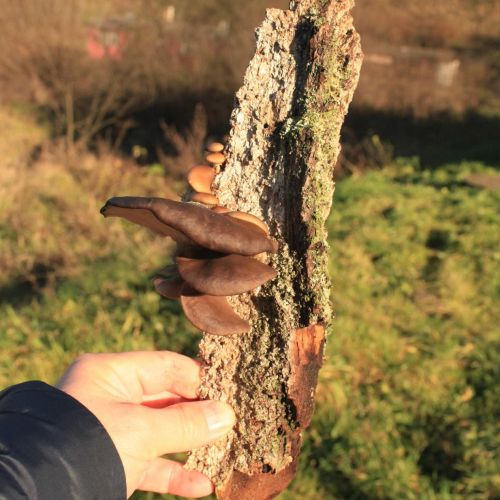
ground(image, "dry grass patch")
xmin=0 ymin=147 xmax=176 ymax=288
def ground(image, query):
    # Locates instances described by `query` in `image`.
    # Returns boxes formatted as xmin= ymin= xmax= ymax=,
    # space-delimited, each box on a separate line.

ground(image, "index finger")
xmin=128 ymin=351 xmax=202 ymax=399
xmin=80 ymin=351 xmax=202 ymax=401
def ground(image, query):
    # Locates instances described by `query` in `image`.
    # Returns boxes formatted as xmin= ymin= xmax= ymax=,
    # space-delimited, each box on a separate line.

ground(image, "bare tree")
xmin=185 ymin=1 xmax=362 ymax=498
xmin=157 ymin=104 xmax=208 ymax=179
xmin=0 ymin=0 xmax=160 ymax=148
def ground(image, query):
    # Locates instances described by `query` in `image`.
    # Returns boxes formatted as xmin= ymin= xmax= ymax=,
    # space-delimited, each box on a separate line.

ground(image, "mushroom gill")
xmin=176 ymin=254 xmax=277 ymax=296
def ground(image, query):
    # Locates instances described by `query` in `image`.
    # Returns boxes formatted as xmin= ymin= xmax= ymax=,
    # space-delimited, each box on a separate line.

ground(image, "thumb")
xmin=136 ymin=400 xmax=235 ymax=456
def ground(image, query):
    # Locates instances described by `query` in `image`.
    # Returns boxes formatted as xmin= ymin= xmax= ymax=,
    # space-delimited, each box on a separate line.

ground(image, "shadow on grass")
xmin=0 ymin=263 xmax=55 ymax=307
xmin=416 ymin=414 xmax=465 ymax=484
xmin=116 ymin=87 xmax=234 ymax=162
xmin=118 ymin=95 xmax=499 ymax=173
xmin=344 ymin=107 xmax=500 ymax=168
xmin=300 ymin=434 xmax=371 ymax=500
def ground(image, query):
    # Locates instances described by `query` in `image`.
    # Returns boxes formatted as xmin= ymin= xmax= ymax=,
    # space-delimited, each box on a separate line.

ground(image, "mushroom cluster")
xmin=100 ymin=143 xmax=278 ymax=336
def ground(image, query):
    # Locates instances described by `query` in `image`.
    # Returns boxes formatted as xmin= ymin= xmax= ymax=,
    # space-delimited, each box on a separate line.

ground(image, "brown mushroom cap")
xmin=100 ymin=197 xmax=278 ymax=256
xmin=187 ymin=165 xmax=215 ymax=194
xmin=190 ymin=192 xmax=219 ymax=206
xmin=180 ymin=284 xmax=250 ymax=336
xmin=206 ymin=152 xmax=225 ymax=165
xmin=177 ymin=254 xmax=276 ymax=296
xmin=98 ymin=204 xmax=191 ymax=243
xmin=226 ymin=211 xmax=269 ymax=235
xmin=207 ymin=142 xmax=224 ymax=153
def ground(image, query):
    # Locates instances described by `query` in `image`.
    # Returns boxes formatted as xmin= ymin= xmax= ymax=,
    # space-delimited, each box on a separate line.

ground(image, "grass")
xmin=284 ymin=159 xmax=500 ymax=499
xmin=0 ymin=103 xmax=48 ymax=167
xmin=1 ymin=112 xmax=499 ymax=498
xmin=0 ymin=115 xmax=197 ymax=385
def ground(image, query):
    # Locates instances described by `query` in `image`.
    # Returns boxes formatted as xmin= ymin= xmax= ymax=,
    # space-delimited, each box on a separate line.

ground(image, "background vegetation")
xmin=0 ymin=0 xmax=498 ymax=498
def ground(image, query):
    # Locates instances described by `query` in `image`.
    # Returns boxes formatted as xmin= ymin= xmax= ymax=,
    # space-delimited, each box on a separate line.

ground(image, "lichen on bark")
xmin=186 ymin=1 xmax=362 ymax=498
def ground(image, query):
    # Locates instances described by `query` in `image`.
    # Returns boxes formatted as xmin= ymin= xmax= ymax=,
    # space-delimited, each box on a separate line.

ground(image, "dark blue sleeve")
xmin=0 ymin=381 xmax=126 ymax=500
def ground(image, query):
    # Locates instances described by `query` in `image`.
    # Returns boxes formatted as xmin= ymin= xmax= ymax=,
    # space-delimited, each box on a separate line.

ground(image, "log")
xmin=186 ymin=1 xmax=362 ymax=498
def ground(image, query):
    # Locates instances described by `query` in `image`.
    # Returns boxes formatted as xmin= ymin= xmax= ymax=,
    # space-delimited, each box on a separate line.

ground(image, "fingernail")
xmin=202 ymin=401 xmax=235 ymax=440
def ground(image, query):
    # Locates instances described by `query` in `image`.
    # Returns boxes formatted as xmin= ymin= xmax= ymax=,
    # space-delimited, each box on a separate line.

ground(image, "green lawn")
xmin=1 ymin=156 xmax=498 ymax=499
xmin=286 ymin=160 xmax=500 ymax=499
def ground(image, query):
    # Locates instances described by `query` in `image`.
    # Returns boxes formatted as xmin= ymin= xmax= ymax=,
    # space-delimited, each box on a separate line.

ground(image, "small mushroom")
xmin=187 ymin=165 xmax=215 ymax=194
xmin=176 ymin=254 xmax=277 ymax=296
xmin=180 ymin=284 xmax=250 ymax=336
xmin=190 ymin=192 xmax=219 ymax=206
xmin=212 ymin=206 xmax=231 ymax=214
xmin=206 ymin=142 xmax=224 ymax=153
xmin=227 ymin=211 xmax=269 ymax=235
xmin=205 ymin=152 xmax=225 ymax=166
xmin=101 ymin=197 xmax=278 ymax=256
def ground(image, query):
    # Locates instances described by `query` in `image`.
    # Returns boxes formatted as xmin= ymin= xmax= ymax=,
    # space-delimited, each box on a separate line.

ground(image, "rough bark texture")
xmin=186 ymin=1 xmax=362 ymax=498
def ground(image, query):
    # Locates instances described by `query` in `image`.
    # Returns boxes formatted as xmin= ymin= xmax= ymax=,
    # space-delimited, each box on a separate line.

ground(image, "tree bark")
xmin=186 ymin=1 xmax=362 ymax=498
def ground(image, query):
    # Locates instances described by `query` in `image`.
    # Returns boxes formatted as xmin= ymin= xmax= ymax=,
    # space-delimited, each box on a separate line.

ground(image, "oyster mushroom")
xmin=190 ymin=192 xmax=219 ymax=206
xmin=212 ymin=206 xmax=231 ymax=214
xmin=206 ymin=142 xmax=224 ymax=153
xmin=100 ymin=197 xmax=278 ymax=256
xmin=187 ymin=165 xmax=215 ymax=194
xmin=205 ymin=152 xmax=225 ymax=166
xmin=227 ymin=211 xmax=269 ymax=235
xmin=176 ymin=254 xmax=277 ymax=296
xmin=180 ymin=284 xmax=250 ymax=336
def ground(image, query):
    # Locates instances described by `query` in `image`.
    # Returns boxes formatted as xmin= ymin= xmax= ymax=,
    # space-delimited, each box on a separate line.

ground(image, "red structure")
xmin=86 ymin=23 xmax=127 ymax=60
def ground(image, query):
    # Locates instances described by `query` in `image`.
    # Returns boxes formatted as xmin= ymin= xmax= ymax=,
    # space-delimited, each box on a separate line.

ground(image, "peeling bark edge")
xmin=186 ymin=1 xmax=362 ymax=498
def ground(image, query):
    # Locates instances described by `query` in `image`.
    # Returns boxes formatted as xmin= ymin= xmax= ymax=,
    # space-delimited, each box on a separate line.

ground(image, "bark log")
xmin=186 ymin=1 xmax=362 ymax=498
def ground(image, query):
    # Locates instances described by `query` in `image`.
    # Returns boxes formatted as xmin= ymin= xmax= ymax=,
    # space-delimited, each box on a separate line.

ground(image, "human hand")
xmin=57 ymin=351 xmax=234 ymax=498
